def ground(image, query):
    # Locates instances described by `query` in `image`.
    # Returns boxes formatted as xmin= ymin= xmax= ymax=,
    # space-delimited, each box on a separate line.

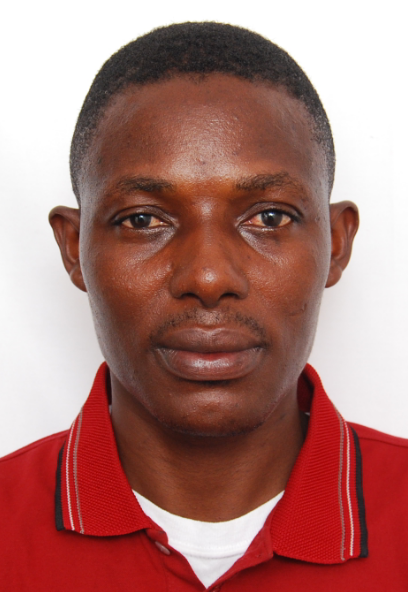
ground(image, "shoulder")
xmin=0 ymin=431 xmax=68 ymax=498
xmin=350 ymin=422 xmax=408 ymax=517
xmin=0 ymin=431 xmax=68 ymax=544
xmin=0 ymin=430 xmax=68 ymax=465
xmin=350 ymin=421 xmax=408 ymax=472
xmin=351 ymin=422 xmax=408 ymax=450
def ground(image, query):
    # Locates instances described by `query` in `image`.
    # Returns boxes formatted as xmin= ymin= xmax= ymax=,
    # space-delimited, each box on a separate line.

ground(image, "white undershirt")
xmin=134 ymin=490 xmax=283 ymax=588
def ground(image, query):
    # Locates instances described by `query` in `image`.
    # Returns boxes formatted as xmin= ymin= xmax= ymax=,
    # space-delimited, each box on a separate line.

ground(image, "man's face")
xmin=70 ymin=75 xmax=337 ymax=436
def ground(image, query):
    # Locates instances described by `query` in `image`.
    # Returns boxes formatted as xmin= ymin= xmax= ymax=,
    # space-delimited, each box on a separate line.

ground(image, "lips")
xmin=153 ymin=328 xmax=265 ymax=381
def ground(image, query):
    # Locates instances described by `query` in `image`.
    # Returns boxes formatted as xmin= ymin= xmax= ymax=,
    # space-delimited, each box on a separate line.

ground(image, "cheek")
xmin=245 ymin=243 xmax=328 ymax=397
xmin=81 ymin=238 xmax=171 ymax=351
xmin=250 ymin=236 xmax=329 ymax=343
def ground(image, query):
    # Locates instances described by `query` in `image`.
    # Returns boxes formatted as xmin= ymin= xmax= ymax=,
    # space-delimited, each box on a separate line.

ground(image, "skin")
xmin=50 ymin=74 xmax=359 ymax=522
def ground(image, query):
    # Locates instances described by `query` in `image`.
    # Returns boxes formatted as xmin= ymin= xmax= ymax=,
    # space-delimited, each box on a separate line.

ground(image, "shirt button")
xmin=155 ymin=541 xmax=171 ymax=555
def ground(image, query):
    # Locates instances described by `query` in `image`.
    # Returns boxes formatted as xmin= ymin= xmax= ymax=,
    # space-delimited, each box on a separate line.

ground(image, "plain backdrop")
xmin=1 ymin=0 xmax=407 ymax=457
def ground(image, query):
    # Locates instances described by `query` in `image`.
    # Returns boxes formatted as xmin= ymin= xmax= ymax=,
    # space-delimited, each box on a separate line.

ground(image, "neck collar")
xmin=55 ymin=363 xmax=367 ymax=564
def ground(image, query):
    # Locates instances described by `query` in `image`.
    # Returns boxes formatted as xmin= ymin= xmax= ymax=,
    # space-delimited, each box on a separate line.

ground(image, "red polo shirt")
xmin=1 ymin=364 xmax=408 ymax=590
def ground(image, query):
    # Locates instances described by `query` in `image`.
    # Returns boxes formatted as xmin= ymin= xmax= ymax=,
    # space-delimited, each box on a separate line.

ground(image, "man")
xmin=1 ymin=21 xmax=407 ymax=591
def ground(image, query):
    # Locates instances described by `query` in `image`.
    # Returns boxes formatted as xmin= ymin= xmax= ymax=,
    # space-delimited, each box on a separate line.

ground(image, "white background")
xmin=1 ymin=0 xmax=407 ymax=457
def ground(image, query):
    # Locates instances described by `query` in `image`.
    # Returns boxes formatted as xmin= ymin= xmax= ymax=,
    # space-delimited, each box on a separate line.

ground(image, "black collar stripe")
xmin=55 ymin=444 xmax=65 ymax=532
xmin=351 ymin=427 xmax=368 ymax=558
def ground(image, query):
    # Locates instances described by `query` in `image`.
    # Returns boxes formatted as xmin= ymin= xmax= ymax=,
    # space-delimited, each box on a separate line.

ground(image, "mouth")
xmin=153 ymin=328 xmax=265 ymax=381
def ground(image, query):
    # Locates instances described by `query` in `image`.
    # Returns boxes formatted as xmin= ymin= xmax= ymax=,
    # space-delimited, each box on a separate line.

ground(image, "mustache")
xmin=150 ymin=307 xmax=267 ymax=344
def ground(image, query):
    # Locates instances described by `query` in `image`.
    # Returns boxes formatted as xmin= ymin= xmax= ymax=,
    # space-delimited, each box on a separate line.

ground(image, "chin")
xmin=162 ymin=421 xmax=265 ymax=439
xmin=155 ymin=407 xmax=268 ymax=439
xmin=147 ymin=382 xmax=278 ymax=439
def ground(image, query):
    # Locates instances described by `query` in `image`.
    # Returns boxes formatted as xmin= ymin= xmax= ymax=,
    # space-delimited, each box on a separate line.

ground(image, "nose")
xmin=169 ymin=229 xmax=249 ymax=308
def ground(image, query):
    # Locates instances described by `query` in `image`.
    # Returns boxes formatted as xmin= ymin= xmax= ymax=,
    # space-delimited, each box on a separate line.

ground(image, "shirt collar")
xmin=55 ymin=363 xmax=367 ymax=564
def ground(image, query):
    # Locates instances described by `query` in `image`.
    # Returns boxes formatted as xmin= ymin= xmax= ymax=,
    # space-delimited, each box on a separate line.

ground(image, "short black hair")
xmin=70 ymin=22 xmax=335 ymax=200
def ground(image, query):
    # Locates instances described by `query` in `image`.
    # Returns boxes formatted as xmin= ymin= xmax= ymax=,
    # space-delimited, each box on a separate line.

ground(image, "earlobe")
xmin=326 ymin=201 xmax=359 ymax=288
xmin=49 ymin=206 xmax=87 ymax=292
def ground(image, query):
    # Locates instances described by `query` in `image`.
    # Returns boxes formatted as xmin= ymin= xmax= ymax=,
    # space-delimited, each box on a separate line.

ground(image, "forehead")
xmin=80 ymin=74 xmax=328 ymax=203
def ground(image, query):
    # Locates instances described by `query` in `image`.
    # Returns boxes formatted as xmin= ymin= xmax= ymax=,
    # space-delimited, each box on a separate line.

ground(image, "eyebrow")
xmin=235 ymin=172 xmax=304 ymax=192
xmin=116 ymin=176 xmax=175 ymax=193
xmin=113 ymin=172 xmax=306 ymax=198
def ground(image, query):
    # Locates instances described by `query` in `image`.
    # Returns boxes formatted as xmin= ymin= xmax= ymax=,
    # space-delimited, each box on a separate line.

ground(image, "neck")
xmin=111 ymin=378 xmax=306 ymax=522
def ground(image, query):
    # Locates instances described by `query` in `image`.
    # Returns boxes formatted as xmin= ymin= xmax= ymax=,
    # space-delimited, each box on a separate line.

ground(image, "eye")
xmin=121 ymin=213 xmax=167 ymax=229
xmin=244 ymin=209 xmax=293 ymax=229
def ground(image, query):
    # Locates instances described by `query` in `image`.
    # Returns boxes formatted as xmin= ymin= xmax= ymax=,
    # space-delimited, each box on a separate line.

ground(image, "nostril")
xmin=182 ymin=293 xmax=199 ymax=300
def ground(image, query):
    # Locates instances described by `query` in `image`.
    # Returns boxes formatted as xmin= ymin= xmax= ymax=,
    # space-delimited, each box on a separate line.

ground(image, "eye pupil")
xmin=261 ymin=210 xmax=283 ymax=227
xmin=130 ymin=214 xmax=152 ymax=228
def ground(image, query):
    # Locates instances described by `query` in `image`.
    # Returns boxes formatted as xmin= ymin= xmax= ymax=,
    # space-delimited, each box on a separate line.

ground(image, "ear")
xmin=49 ymin=206 xmax=87 ymax=292
xmin=325 ymin=201 xmax=359 ymax=288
